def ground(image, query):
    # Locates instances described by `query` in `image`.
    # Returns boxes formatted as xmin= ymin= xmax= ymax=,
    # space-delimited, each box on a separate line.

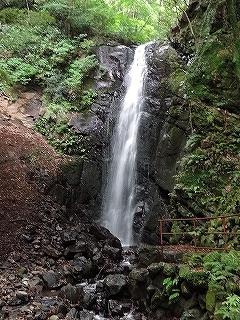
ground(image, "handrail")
xmin=159 ymin=213 xmax=240 ymax=253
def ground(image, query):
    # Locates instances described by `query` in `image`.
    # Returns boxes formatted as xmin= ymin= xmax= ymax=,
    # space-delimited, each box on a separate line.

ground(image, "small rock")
xmin=89 ymin=224 xmax=122 ymax=249
xmin=180 ymin=308 xmax=202 ymax=320
xmin=16 ymin=291 xmax=29 ymax=302
xmin=56 ymin=224 xmax=62 ymax=231
xmin=108 ymin=299 xmax=124 ymax=316
xmin=104 ymin=274 xmax=126 ymax=298
xmin=43 ymin=245 xmax=62 ymax=258
xmin=22 ymin=277 xmax=29 ymax=286
xmin=42 ymin=271 xmax=62 ymax=290
xmin=78 ymin=310 xmax=94 ymax=320
xmin=0 ymin=300 xmax=6 ymax=307
xmin=49 ymin=316 xmax=59 ymax=320
xmin=65 ymin=307 xmax=79 ymax=319
xmin=103 ymin=245 xmax=122 ymax=261
xmin=20 ymin=233 xmax=34 ymax=243
xmin=59 ymin=283 xmax=83 ymax=304
xmin=8 ymin=297 xmax=22 ymax=306
xmin=61 ymin=231 xmax=77 ymax=247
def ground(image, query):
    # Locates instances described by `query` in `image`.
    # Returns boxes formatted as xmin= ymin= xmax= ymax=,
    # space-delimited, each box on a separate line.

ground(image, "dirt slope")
xmin=0 ymin=89 xmax=63 ymax=262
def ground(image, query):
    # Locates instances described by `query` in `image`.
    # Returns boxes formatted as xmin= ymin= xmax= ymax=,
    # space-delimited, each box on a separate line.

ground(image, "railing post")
xmin=222 ymin=217 xmax=227 ymax=251
xmin=193 ymin=218 xmax=197 ymax=250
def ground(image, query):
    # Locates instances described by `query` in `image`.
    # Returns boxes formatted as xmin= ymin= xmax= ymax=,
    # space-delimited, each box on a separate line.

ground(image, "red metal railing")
xmin=159 ymin=214 xmax=240 ymax=252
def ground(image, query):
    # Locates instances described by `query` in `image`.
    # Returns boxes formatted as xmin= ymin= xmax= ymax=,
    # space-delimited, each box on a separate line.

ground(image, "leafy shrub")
xmin=50 ymin=39 xmax=76 ymax=65
xmin=65 ymin=55 xmax=98 ymax=101
xmin=80 ymin=89 xmax=98 ymax=110
xmin=163 ymin=277 xmax=180 ymax=303
xmin=174 ymin=103 xmax=240 ymax=220
xmin=34 ymin=100 xmax=87 ymax=155
xmin=182 ymin=252 xmax=203 ymax=267
xmin=0 ymin=0 xmax=32 ymax=10
xmin=0 ymin=7 xmax=25 ymax=23
xmin=0 ymin=57 xmax=38 ymax=85
xmin=215 ymin=294 xmax=240 ymax=320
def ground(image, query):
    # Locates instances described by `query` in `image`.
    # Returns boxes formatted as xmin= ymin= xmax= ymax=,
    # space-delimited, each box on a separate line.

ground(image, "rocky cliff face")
xmin=64 ymin=41 xmax=190 ymax=245
xmin=65 ymin=45 xmax=135 ymax=222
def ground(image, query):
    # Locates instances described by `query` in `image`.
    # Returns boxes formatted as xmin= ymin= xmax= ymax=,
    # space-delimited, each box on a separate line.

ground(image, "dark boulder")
xmin=89 ymin=224 xmax=122 ymax=249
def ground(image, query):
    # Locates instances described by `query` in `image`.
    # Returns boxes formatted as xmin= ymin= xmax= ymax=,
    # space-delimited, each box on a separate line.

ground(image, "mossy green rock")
xmin=128 ymin=268 xmax=149 ymax=282
xmin=61 ymin=160 xmax=83 ymax=186
xmin=163 ymin=263 xmax=177 ymax=277
xmin=138 ymin=245 xmax=162 ymax=267
xmin=181 ymin=280 xmax=192 ymax=299
xmin=127 ymin=268 xmax=150 ymax=300
xmin=180 ymin=309 xmax=202 ymax=320
xmin=147 ymin=262 xmax=164 ymax=277
xmin=150 ymin=291 xmax=168 ymax=310
xmin=179 ymin=265 xmax=209 ymax=287
xmin=206 ymin=289 xmax=216 ymax=312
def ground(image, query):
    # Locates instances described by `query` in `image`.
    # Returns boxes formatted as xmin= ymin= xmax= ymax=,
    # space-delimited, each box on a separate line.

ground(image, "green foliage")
xmin=35 ymin=0 xmax=188 ymax=42
xmin=182 ymin=253 xmax=203 ymax=267
xmin=35 ymin=117 xmax=85 ymax=156
xmin=0 ymin=7 xmax=55 ymax=25
xmin=79 ymin=39 xmax=96 ymax=53
xmin=107 ymin=0 xmax=188 ymax=41
xmin=179 ymin=264 xmax=209 ymax=286
xmin=187 ymin=34 xmax=238 ymax=104
xmin=34 ymin=100 xmax=88 ymax=155
xmin=201 ymin=250 xmax=240 ymax=306
xmin=0 ymin=0 xmax=32 ymax=10
xmin=170 ymin=221 xmax=183 ymax=244
xmin=163 ymin=276 xmax=180 ymax=303
xmin=215 ymin=294 xmax=240 ymax=320
xmin=0 ymin=57 xmax=38 ymax=85
xmin=65 ymin=55 xmax=98 ymax=102
xmin=43 ymin=71 xmax=67 ymax=102
xmin=158 ymin=0 xmax=188 ymax=38
xmin=0 ymin=7 xmax=25 ymax=23
xmin=50 ymin=40 xmax=76 ymax=65
xmin=203 ymin=251 xmax=240 ymax=278
xmin=28 ymin=147 xmax=46 ymax=165
xmin=180 ymin=250 xmax=240 ymax=304
xmin=109 ymin=13 xmax=155 ymax=43
xmin=80 ymin=89 xmax=98 ymax=110
xmin=185 ymin=134 xmax=203 ymax=151
xmin=226 ymin=0 xmax=240 ymax=83
xmin=0 ymin=0 xmax=192 ymax=108
xmin=0 ymin=4 xmax=99 ymax=155
xmin=42 ymin=0 xmax=115 ymax=37
xmin=0 ymin=6 xmax=98 ymax=106
xmin=174 ymin=104 xmax=240 ymax=220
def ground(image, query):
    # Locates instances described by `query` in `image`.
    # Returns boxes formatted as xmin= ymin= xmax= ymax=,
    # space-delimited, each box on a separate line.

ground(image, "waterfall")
xmin=101 ymin=43 xmax=148 ymax=245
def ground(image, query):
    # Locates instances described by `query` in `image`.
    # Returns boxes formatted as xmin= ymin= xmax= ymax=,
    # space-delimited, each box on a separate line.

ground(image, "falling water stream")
xmin=102 ymin=43 xmax=148 ymax=245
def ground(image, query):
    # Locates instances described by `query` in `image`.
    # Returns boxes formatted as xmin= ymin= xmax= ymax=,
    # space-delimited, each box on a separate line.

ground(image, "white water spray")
xmin=101 ymin=44 xmax=148 ymax=245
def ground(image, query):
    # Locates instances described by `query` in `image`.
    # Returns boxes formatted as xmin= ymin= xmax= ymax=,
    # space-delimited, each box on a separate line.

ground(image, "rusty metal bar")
xmin=159 ymin=213 xmax=240 ymax=252
xmin=193 ymin=219 xmax=197 ymax=249
xmin=222 ymin=217 xmax=227 ymax=251
xmin=160 ymin=232 xmax=240 ymax=236
xmin=159 ymin=213 xmax=240 ymax=223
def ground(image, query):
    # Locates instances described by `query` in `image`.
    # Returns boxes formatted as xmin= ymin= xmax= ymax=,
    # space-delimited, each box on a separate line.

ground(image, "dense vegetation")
xmin=0 ymin=0 xmax=188 ymax=153
xmin=166 ymin=0 xmax=240 ymax=219
xmin=1 ymin=1 xmax=240 ymax=317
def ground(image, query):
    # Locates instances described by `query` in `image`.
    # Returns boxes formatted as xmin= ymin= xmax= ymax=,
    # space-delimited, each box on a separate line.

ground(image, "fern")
xmin=215 ymin=294 xmax=240 ymax=320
